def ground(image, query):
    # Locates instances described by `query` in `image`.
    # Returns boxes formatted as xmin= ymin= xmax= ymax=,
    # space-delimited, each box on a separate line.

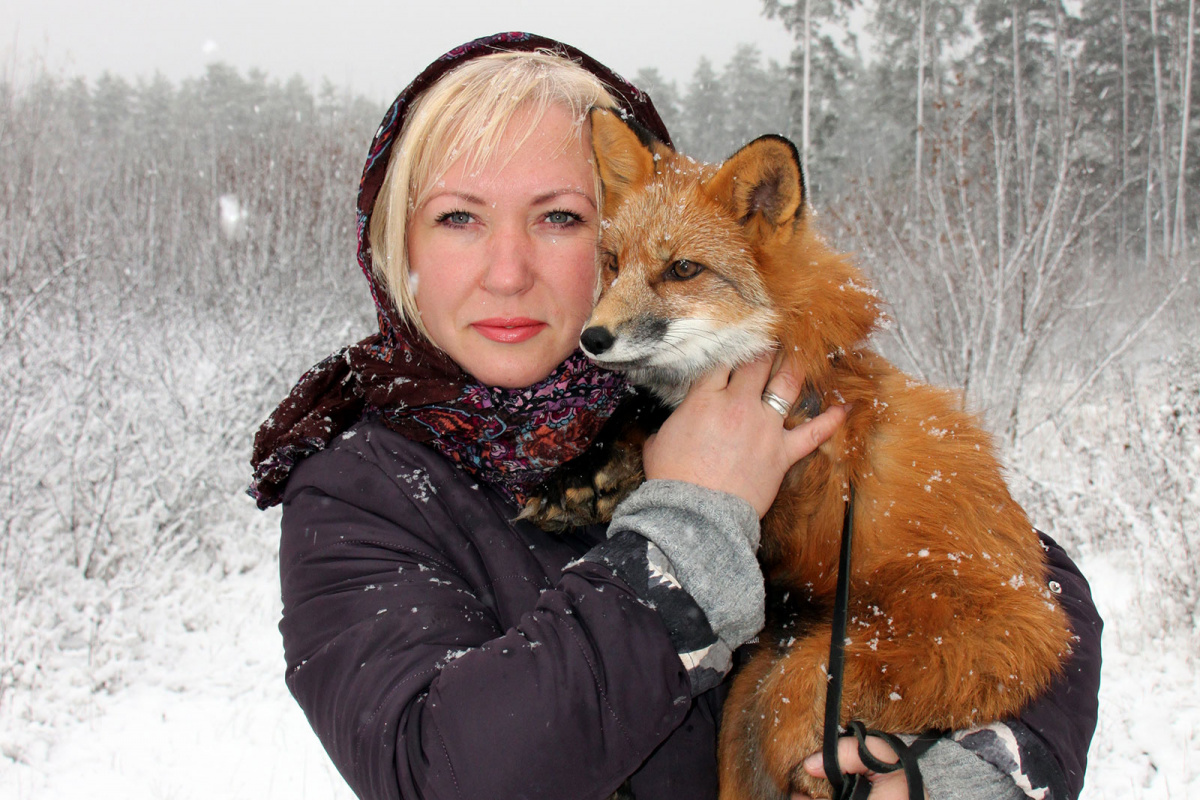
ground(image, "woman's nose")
xmin=481 ymin=223 xmax=535 ymax=295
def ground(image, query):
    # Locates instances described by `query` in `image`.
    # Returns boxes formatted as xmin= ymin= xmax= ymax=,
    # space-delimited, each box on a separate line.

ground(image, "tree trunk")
xmin=1150 ymin=0 xmax=1172 ymax=256
xmin=802 ymin=0 xmax=813 ymax=169
xmin=915 ymin=0 xmax=928 ymax=212
xmin=1174 ymin=0 xmax=1196 ymax=260
xmin=1013 ymin=1 xmax=1028 ymax=236
xmin=988 ymin=91 xmax=1007 ymax=406
xmin=1120 ymin=0 xmax=1130 ymax=256
xmin=1145 ymin=111 xmax=1157 ymax=268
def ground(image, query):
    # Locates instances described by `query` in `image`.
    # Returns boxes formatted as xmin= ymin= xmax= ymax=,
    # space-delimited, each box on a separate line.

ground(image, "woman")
xmin=249 ymin=33 xmax=1101 ymax=800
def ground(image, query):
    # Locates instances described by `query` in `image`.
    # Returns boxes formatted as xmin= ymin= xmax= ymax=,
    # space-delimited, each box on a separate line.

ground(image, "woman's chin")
xmin=461 ymin=345 xmax=569 ymax=389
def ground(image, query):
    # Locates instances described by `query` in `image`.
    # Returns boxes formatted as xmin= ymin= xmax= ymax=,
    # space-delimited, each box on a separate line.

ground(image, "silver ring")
xmin=761 ymin=389 xmax=792 ymax=417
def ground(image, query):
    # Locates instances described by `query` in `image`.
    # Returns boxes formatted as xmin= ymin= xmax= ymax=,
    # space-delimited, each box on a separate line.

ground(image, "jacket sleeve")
xmin=585 ymin=480 xmax=767 ymax=696
xmin=278 ymin=443 xmax=695 ymax=800
xmin=952 ymin=533 xmax=1103 ymax=800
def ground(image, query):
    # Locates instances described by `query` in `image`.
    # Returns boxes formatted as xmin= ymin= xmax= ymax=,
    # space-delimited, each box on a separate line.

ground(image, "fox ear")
xmin=707 ymin=135 xmax=805 ymax=231
xmin=588 ymin=107 xmax=663 ymax=214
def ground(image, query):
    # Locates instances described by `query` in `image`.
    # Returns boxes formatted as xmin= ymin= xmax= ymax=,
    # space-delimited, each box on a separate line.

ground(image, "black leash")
xmin=821 ymin=486 xmax=858 ymax=799
xmin=819 ymin=486 xmax=941 ymax=800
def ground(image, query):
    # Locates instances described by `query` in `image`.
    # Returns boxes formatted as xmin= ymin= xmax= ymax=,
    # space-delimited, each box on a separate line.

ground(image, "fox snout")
xmin=578 ymin=312 xmax=699 ymax=405
xmin=579 ymin=325 xmax=616 ymax=356
xmin=577 ymin=315 xmax=669 ymax=365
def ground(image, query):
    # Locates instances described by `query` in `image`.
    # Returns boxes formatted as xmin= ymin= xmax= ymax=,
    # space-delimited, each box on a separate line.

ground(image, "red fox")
xmin=577 ymin=107 xmax=1073 ymax=799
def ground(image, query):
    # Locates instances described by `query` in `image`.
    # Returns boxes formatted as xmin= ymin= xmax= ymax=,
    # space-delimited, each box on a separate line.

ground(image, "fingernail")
xmin=803 ymin=752 xmax=822 ymax=771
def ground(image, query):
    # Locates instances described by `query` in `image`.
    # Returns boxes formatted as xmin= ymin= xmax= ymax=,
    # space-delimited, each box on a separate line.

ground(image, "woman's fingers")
xmin=785 ymin=403 xmax=849 ymax=464
xmin=726 ymin=353 xmax=803 ymax=423
xmin=721 ymin=353 xmax=848 ymax=466
xmin=726 ymin=351 xmax=774 ymax=395
xmin=802 ymin=735 xmax=900 ymax=779
xmin=795 ymin=736 xmax=916 ymax=800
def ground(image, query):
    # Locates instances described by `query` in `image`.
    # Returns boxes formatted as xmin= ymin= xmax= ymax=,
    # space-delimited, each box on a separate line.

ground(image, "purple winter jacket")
xmin=280 ymin=419 xmax=722 ymax=799
xmin=278 ymin=417 xmax=1102 ymax=800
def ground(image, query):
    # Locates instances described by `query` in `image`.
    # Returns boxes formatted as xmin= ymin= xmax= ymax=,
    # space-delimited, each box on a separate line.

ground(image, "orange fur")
xmin=585 ymin=109 xmax=1073 ymax=799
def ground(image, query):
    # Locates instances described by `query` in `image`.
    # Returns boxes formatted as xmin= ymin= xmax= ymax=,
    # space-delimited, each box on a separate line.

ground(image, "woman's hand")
xmin=791 ymin=736 xmax=925 ymax=800
xmin=642 ymin=353 xmax=847 ymax=518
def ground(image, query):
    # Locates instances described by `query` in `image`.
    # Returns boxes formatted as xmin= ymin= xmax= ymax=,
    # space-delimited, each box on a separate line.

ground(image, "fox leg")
xmin=719 ymin=643 xmax=795 ymax=800
xmin=519 ymin=431 xmax=646 ymax=529
xmin=738 ymin=634 xmax=840 ymax=799
xmin=721 ymin=620 xmax=919 ymax=800
xmin=745 ymin=585 xmax=1063 ymax=799
xmin=834 ymin=583 xmax=1068 ymax=736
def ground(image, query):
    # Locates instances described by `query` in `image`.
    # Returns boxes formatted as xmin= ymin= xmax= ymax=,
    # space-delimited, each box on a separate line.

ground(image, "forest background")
xmin=1 ymin=0 xmax=1198 ymax=796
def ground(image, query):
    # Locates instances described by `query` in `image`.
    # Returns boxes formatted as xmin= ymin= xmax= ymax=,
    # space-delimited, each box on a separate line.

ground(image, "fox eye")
xmin=667 ymin=260 xmax=704 ymax=280
xmin=602 ymin=254 xmax=618 ymax=276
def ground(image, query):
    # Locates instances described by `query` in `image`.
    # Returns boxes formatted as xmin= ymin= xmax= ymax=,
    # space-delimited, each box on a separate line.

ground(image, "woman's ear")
xmin=588 ymin=107 xmax=663 ymax=214
xmin=706 ymin=135 xmax=805 ymax=233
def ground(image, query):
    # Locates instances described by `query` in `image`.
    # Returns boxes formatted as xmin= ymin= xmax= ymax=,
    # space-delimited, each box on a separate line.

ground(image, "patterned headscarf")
xmin=248 ymin=32 xmax=672 ymax=510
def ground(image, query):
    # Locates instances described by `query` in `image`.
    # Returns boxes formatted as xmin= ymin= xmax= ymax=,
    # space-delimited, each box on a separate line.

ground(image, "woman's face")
xmin=407 ymin=104 xmax=599 ymax=388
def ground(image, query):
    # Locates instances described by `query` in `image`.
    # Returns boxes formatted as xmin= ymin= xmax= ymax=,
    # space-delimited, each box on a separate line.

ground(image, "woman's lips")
xmin=471 ymin=318 xmax=548 ymax=343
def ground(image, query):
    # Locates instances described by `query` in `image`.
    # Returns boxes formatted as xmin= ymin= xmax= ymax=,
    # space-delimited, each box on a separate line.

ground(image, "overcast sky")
xmin=2 ymin=0 xmax=798 ymax=103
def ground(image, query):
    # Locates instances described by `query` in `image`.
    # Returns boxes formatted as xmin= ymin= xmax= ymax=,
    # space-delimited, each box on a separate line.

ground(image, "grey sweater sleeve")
xmin=581 ymin=480 xmax=764 ymax=695
xmin=920 ymin=738 xmax=1028 ymax=800
xmin=606 ymin=480 xmax=764 ymax=649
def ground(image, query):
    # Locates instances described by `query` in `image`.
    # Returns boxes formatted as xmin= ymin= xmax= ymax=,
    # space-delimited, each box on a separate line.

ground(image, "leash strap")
xmin=819 ymin=486 xmax=942 ymax=800
xmin=822 ymin=487 xmax=856 ymax=799
xmin=841 ymin=722 xmax=944 ymax=800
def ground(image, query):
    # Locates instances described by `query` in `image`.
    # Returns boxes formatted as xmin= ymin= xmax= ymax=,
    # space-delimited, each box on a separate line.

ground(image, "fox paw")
xmin=520 ymin=391 xmax=666 ymax=531
xmin=520 ymin=445 xmax=644 ymax=530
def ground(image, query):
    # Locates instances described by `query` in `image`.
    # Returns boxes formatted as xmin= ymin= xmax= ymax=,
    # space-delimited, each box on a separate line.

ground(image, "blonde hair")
xmin=369 ymin=50 xmax=619 ymax=332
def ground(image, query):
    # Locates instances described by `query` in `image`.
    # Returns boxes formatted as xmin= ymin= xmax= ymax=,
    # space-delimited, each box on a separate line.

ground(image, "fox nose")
xmin=580 ymin=326 xmax=615 ymax=356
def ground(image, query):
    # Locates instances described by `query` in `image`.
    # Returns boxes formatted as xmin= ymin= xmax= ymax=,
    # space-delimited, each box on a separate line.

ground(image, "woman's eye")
xmin=437 ymin=210 xmax=473 ymax=226
xmin=545 ymin=210 xmax=582 ymax=226
xmin=668 ymin=260 xmax=704 ymax=280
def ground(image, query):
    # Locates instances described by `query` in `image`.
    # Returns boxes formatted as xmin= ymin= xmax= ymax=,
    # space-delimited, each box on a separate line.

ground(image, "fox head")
xmin=580 ymin=107 xmax=880 ymax=406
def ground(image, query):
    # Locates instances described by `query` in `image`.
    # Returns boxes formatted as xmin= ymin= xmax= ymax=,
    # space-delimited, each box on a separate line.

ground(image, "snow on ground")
xmin=1 ymin=659 xmax=354 ymax=800
xmin=0 ymin=500 xmax=353 ymax=800
xmin=0 ymin=541 xmax=356 ymax=800
xmin=1080 ymin=550 xmax=1200 ymax=798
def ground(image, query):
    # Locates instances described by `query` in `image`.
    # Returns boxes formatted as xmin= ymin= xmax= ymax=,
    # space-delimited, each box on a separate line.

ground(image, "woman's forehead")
xmin=418 ymin=104 xmax=593 ymax=204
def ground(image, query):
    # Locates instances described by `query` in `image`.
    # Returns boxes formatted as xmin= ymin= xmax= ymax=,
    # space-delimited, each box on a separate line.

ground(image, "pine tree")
xmin=630 ymin=67 xmax=684 ymax=144
xmin=763 ymin=0 xmax=860 ymax=169
xmin=680 ymin=57 xmax=729 ymax=161
xmin=722 ymin=45 xmax=793 ymax=155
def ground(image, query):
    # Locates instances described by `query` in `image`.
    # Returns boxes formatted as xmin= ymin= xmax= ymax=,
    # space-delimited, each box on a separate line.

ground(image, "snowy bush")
xmin=1013 ymin=354 xmax=1200 ymax=640
xmin=0 ymin=67 xmax=377 ymax=747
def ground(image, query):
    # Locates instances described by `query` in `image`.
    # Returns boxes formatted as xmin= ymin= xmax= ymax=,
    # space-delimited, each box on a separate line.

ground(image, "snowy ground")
xmin=1081 ymin=551 xmax=1200 ymax=797
xmin=1 ymin=510 xmax=1196 ymax=799
xmin=0 ymin=506 xmax=357 ymax=800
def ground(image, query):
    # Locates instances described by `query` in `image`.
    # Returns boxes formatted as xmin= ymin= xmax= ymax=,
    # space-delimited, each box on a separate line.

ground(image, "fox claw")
xmin=520 ymin=445 xmax=644 ymax=530
xmin=521 ymin=391 xmax=666 ymax=532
